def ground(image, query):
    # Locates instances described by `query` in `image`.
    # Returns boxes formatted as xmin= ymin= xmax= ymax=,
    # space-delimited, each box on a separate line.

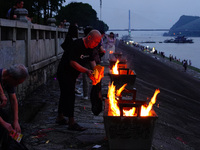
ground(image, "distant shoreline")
xmin=118 ymin=41 xmax=200 ymax=80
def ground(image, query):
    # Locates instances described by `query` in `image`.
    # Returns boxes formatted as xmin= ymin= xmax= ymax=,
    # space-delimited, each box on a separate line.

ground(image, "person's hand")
xmin=2 ymin=121 xmax=14 ymax=133
xmin=13 ymin=121 xmax=21 ymax=133
xmin=86 ymin=70 xmax=95 ymax=81
xmin=0 ymin=94 xmax=7 ymax=108
xmin=86 ymin=69 xmax=93 ymax=77
xmin=102 ymin=49 xmax=106 ymax=53
xmin=13 ymin=15 xmax=17 ymax=19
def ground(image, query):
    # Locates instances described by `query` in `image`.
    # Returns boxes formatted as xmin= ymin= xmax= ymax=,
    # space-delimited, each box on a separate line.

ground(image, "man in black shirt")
xmin=56 ymin=30 xmax=102 ymax=131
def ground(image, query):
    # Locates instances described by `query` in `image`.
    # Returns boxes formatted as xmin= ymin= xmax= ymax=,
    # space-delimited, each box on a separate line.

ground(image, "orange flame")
xmin=111 ymin=60 xmax=119 ymax=74
xmin=107 ymin=82 xmax=120 ymax=116
xmin=109 ymin=51 xmax=114 ymax=54
xmin=116 ymin=83 xmax=127 ymax=97
xmin=141 ymin=89 xmax=160 ymax=116
xmin=108 ymin=82 xmax=136 ymax=116
xmin=107 ymin=83 xmax=160 ymax=117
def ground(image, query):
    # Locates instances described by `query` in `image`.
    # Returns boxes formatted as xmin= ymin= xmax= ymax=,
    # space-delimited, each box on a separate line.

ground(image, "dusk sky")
xmin=63 ymin=0 xmax=200 ymax=30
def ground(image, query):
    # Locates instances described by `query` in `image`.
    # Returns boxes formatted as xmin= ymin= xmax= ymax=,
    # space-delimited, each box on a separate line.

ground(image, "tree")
xmin=0 ymin=0 xmax=109 ymax=31
xmin=56 ymin=2 xmax=109 ymax=31
xmin=0 ymin=0 xmax=66 ymax=24
xmin=29 ymin=0 xmax=65 ymax=24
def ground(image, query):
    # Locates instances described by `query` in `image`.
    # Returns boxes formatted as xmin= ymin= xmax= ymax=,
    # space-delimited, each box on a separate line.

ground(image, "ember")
xmin=107 ymin=82 xmax=160 ymax=117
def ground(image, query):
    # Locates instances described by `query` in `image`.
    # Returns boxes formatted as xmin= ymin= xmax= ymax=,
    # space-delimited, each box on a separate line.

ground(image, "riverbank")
xmin=118 ymin=31 xmax=200 ymax=69
xmin=123 ymin=41 xmax=200 ymax=80
xmin=19 ymin=41 xmax=200 ymax=150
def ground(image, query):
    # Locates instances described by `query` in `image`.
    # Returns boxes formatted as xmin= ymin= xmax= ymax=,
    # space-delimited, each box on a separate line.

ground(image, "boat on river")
xmin=164 ymin=35 xmax=193 ymax=43
xmin=121 ymin=35 xmax=134 ymax=44
xmin=121 ymin=35 xmax=133 ymax=42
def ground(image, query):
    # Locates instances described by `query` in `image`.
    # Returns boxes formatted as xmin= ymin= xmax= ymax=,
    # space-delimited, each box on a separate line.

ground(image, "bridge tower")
xmin=128 ymin=10 xmax=131 ymax=36
xmin=100 ymin=0 xmax=102 ymax=20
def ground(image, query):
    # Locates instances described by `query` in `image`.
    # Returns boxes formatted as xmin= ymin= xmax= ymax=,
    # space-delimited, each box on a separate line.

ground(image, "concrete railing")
xmin=0 ymin=18 xmax=83 ymax=100
xmin=0 ymin=18 xmax=67 ymax=69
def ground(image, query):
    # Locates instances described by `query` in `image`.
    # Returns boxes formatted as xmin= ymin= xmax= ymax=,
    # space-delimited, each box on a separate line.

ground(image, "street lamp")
xmin=100 ymin=0 xmax=102 ymax=20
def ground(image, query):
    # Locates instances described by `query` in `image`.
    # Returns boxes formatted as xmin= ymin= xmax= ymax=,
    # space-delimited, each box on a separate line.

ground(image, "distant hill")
xmin=163 ymin=15 xmax=200 ymax=37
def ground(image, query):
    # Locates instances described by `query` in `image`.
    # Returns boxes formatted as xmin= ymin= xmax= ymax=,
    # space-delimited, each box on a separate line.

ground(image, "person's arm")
xmin=90 ymin=60 xmax=96 ymax=70
xmin=99 ymin=46 xmax=106 ymax=54
xmin=70 ymin=60 xmax=94 ymax=80
xmin=0 ymin=84 xmax=7 ymax=108
xmin=9 ymin=93 xmax=21 ymax=133
xmin=26 ymin=16 xmax=32 ymax=22
xmin=0 ymin=116 xmax=14 ymax=132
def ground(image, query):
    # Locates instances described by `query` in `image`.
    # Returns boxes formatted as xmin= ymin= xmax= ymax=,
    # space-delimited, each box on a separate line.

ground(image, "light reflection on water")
xmin=114 ymin=31 xmax=200 ymax=69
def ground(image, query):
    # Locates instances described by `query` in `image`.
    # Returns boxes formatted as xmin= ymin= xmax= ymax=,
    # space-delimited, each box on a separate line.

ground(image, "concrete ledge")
xmin=30 ymin=56 xmax=57 ymax=72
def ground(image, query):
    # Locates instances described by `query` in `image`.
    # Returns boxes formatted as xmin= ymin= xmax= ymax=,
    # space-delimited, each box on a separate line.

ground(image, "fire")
xmin=141 ymin=89 xmax=160 ymax=116
xmin=92 ymin=65 xmax=104 ymax=85
xmin=109 ymin=51 xmax=114 ymax=54
xmin=107 ymin=82 xmax=120 ymax=116
xmin=111 ymin=60 xmax=119 ymax=74
xmin=107 ymin=82 xmax=160 ymax=117
xmin=116 ymin=83 xmax=127 ymax=97
xmin=108 ymin=82 xmax=136 ymax=116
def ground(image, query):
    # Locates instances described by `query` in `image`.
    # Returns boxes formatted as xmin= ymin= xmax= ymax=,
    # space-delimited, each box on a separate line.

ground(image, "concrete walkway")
xmin=20 ymin=64 xmax=111 ymax=150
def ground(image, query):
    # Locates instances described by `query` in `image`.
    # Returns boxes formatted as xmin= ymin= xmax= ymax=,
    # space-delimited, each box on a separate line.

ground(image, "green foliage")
xmin=56 ymin=2 xmax=108 ymax=31
xmin=0 ymin=0 xmax=109 ymax=31
xmin=0 ymin=0 xmax=66 ymax=24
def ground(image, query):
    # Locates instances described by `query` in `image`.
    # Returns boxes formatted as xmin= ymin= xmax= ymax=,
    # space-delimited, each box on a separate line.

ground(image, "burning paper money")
xmin=92 ymin=65 xmax=104 ymax=85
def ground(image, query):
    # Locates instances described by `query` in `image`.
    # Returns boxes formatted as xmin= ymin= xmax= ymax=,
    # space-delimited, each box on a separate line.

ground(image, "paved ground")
xmin=19 ymin=41 xmax=200 ymax=150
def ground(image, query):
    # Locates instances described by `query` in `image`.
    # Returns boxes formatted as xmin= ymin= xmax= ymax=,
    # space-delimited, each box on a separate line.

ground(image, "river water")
xmin=113 ymin=31 xmax=200 ymax=69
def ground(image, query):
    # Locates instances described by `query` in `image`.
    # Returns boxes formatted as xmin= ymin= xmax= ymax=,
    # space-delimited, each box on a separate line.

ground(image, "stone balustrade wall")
xmin=0 ymin=18 xmax=84 ymax=101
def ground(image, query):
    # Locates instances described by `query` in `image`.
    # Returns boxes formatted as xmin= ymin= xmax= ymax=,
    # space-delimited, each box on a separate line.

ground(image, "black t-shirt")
xmin=60 ymin=35 xmax=74 ymax=52
xmin=57 ymin=38 xmax=94 ymax=76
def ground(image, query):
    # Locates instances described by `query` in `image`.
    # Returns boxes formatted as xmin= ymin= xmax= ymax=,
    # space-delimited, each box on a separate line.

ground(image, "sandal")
xmin=68 ymin=123 xmax=87 ymax=131
xmin=56 ymin=119 xmax=69 ymax=125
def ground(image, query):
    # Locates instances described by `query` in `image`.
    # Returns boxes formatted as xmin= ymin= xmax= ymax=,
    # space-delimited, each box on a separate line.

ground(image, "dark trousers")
xmin=57 ymin=72 xmax=79 ymax=117
xmin=0 ymin=109 xmax=9 ymax=149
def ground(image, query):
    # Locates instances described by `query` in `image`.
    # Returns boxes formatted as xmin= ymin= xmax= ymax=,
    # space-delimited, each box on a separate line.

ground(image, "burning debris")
xmin=104 ymin=83 xmax=160 ymax=150
xmin=92 ymin=65 xmax=104 ymax=85
xmin=107 ymin=82 xmax=160 ymax=117
xmin=111 ymin=59 xmax=120 ymax=75
xmin=104 ymin=52 xmax=160 ymax=149
xmin=109 ymin=59 xmax=136 ymax=90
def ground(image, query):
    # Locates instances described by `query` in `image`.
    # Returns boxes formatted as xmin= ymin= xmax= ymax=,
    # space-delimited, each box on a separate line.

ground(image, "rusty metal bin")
xmin=109 ymin=68 xmax=136 ymax=90
xmin=103 ymin=100 xmax=158 ymax=150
